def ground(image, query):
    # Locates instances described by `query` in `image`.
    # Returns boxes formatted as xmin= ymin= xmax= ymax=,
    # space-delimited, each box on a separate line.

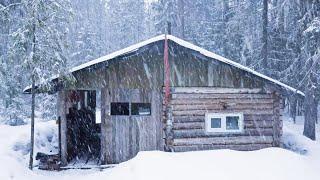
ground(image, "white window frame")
xmin=205 ymin=113 xmax=244 ymax=133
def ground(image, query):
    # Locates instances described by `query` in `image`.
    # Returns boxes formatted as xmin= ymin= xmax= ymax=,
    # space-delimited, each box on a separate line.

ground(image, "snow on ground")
xmin=0 ymin=120 xmax=59 ymax=180
xmin=0 ymin=118 xmax=319 ymax=180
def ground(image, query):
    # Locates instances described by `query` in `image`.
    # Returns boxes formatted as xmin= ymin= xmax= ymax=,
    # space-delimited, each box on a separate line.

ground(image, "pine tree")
xmin=301 ymin=15 xmax=320 ymax=140
xmin=8 ymin=0 xmax=71 ymax=169
xmin=68 ymin=0 xmax=108 ymax=66
xmin=239 ymin=0 xmax=261 ymax=66
xmin=152 ymin=0 xmax=176 ymax=35
xmin=0 ymin=0 xmax=30 ymax=124
xmin=261 ymin=0 xmax=269 ymax=75
xmin=283 ymin=0 xmax=320 ymax=139
xmin=105 ymin=0 xmax=146 ymax=51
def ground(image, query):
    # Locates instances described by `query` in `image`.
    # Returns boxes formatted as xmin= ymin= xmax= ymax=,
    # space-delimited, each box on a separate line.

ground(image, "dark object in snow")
xmin=281 ymin=134 xmax=308 ymax=155
xmin=60 ymin=164 xmax=116 ymax=170
xmin=36 ymin=152 xmax=60 ymax=170
xmin=282 ymin=141 xmax=308 ymax=155
xmin=5 ymin=118 xmax=26 ymax=126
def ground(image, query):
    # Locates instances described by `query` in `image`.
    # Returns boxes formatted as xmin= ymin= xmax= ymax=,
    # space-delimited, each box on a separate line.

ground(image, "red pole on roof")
xmin=164 ymin=34 xmax=170 ymax=106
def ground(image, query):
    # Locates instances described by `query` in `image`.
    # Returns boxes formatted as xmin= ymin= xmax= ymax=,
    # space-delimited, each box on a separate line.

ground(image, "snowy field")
xmin=0 ymin=118 xmax=319 ymax=180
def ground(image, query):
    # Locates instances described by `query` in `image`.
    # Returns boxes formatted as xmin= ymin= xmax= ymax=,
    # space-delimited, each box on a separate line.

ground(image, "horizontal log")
xmin=173 ymin=121 xmax=273 ymax=130
xmin=172 ymin=93 xmax=273 ymax=99
xmin=172 ymin=109 xmax=274 ymax=116
xmin=173 ymin=114 xmax=274 ymax=123
xmin=172 ymin=103 xmax=273 ymax=111
xmin=244 ymin=114 xmax=274 ymax=121
xmin=173 ymin=129 xmax=274 ymax=138
xmin=169 ymin=87 xmax=263 ymax=94
xmin=166 ymin=98 xmax=274 ymax=106
xmin=173 ymin=116 xmax=205 ymax=123
xmin=173 ymin=136 xmax=274 ymax=146
xmin=173 ymin=122 xmax=204 ymax=130
xmin=245 ymin=120 xmax=274 ymax=128
xmin=173 ymin=143 xmax=273 ymax=152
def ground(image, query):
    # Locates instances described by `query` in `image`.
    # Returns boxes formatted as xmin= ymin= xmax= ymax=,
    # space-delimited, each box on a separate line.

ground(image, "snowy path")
xmin=0 ymin=120 xmax=319 ymax=180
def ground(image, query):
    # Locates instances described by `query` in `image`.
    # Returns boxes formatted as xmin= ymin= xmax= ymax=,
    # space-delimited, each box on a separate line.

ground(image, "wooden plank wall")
xmin=71 ymin=41 xmax=269 ymax=91
xmin=163 ymin=87 xmax=281 ymax=152
xmin=169 ymin=42 xmax=266 ymax=89
xmin=102 ymin=88 xmax=163 ymax=164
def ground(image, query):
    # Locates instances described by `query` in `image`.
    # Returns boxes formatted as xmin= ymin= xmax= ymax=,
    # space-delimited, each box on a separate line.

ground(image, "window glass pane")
xmin=111 ymin=103 xmax=129 ymax=115
xmin=226 ymin=116 xmax=239 ymax=130
xmin=132 ymin=103 xmax=151 ymax=115
xmin=211 ymin=118 xmax=221 ymax=128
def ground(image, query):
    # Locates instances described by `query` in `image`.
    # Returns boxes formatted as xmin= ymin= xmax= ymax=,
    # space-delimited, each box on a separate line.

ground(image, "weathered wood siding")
xmin=70 ymin=41 xmax=271 ymax=90
xmin=168 ymin=42 xmax=266 ymax=88
xmin=101 ymin=88 xmax=163 ymax=164
xmin=164 ymin=87 xmax=281 ymax=152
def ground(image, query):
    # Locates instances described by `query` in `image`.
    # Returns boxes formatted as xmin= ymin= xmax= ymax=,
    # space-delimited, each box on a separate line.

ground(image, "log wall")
xmin=164 ymin=87 xmax=281 ymax=152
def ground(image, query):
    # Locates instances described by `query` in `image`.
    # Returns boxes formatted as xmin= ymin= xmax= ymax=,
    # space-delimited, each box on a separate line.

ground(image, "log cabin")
xmin=23 ymin=34 xmax=304 ymax=166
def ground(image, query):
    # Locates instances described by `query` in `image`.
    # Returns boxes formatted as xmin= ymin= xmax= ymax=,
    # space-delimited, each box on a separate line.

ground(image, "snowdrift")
xmin=0 ymin=120 xmax=319 ymax=180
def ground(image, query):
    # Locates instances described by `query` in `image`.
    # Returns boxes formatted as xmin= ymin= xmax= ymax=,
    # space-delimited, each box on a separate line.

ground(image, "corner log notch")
xmin=164 ymin=100 xmax=174 ymax=152
xmin=272 ymin=92 xmax=282 ymax=147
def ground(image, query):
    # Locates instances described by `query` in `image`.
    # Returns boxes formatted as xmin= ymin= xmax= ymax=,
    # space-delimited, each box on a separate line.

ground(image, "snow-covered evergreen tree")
xmin=67 ymin=0 xmax=108 ymax=66
xmin=4 ymin=0 xmax=71 ymax=168
xmin=105 ymin=0 xmax=146 ymax=52
xmin=0 ymin=0 xmax=31 ymax=123
xmin=152 ymin=0 xmax=176 ymax=35
xmin=301 ymin=16 xmax=320 ymax=140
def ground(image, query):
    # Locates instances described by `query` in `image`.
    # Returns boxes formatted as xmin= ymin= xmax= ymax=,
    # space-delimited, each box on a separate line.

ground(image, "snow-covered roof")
xmin=23 ymin=34 xmax=304 ymax=96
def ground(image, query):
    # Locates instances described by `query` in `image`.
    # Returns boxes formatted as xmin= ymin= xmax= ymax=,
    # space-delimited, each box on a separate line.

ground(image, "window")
xmin=111 ymin=103 xmax=129 ymax=115
xmin=205 ymin=113 xmax=243 ymax=133
xmin=110 ymin=102 xmax=151 ymax=116
xmin=131 ymin=103 xmax=151 ymax=115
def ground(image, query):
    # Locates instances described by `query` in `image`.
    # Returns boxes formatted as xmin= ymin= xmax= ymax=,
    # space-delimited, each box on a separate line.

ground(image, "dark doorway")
xmin=66 ymin=90 xmax=101 ymax=164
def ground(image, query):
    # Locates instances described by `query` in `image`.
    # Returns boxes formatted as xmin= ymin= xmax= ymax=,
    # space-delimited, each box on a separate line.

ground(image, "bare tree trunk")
xmin=222 ymin=0 xmax=229 ymax=57
xmin=29 ymin=75 xmax=36 ymax=170
xmin=303 ymin=85 xmax=317 ymax=140
xmin=29 ymin=19 xmax=36 ymax=170
xmin=261 ymin=0 xmax=268 ymax=73
xmin=289 ymin=96 xmax=297 ymax=123
xmin=316 ymin=101 xmax=319 ymax=124
xmin=178 ymin=0 xmax=185 ymax=38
